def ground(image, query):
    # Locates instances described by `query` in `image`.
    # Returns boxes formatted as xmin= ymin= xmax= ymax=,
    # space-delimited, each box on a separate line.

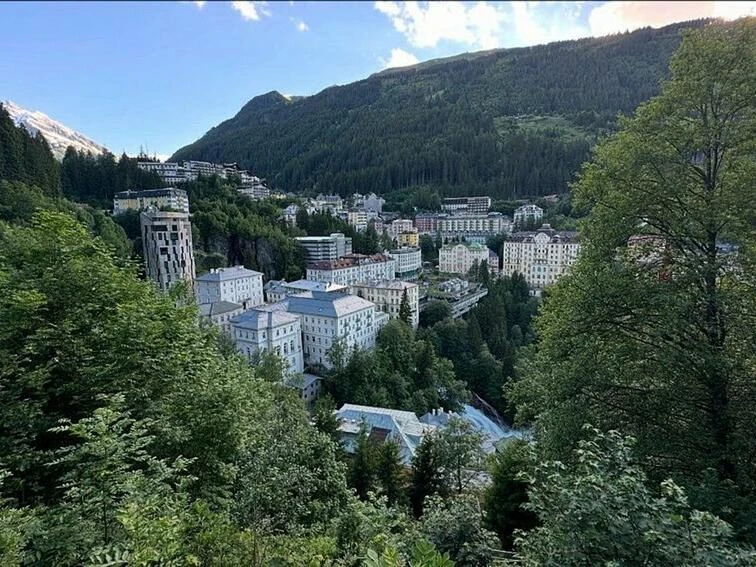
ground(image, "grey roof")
xmin=508 ymin=224 xmax=579 ymax=243
xmin=287 ymin=291 xmax=374 ymax=318
xmin=199 ymin=301 xmax=243 ymax=317
xmin=196 ymin=265 xmax=263 ymax=282
xmin=284 ymin=279 xmax=347 ymax=293
xmin=352 ymin=279 xmax=418 ymax=291
xmin=231 ymin=308 xmax=299 ymax=330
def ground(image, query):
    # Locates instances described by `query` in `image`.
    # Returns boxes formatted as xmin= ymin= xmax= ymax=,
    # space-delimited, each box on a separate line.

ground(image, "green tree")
xmin=419 ymin=301 xmax=451 ymax=328
xmin=398 ymin=289 xmax=413 ymax=326
xmin=511 ymin=20 xmax=756 ymax=538
xmin=348 ymin=422 xmax=378 ymax=501
xmin=375 ymin=441 xmax=405 ymax=508
xmin=410 ymin=434 xmax=448 ymax=518
xmin=513 ymin=428 xmax=755 ymax=566
xmin=436 ymin=417 xmax=485 ymax=494
xmin=484 ymin=439 xmax=538 ymax=549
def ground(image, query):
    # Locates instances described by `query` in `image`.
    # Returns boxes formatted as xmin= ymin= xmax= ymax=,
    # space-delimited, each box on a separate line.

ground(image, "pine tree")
xmin=399 ymin=289 xmax=412 ymax=326
xmin=375 ymin=441 xmax=405 ymax=507
xmin=348 ymin=422 xmax=377 ymax=500
xmin=410 ymin=434 xmax=447 ymax=517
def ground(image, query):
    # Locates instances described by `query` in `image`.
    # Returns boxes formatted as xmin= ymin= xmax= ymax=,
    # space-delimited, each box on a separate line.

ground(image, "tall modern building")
xmin=140 ymin=207 xmax=196 ymax=292
xmin=295 ymin=233 xmax=352 ymax=262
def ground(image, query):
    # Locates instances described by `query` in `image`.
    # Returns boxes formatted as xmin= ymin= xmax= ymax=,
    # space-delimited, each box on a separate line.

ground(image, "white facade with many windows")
xmin=231 ymin=309 xmax=304 ymax=373
xmin=306 ymin=254 xmax=396 ymax=286
xmin=195 ymin=265 xmax=264 ymax=309
xmin=501 ymin=224 xmax=580 ymax=289
xmin=350 ymin=280 xmax=419 ymax=329
xmin=287 ymin=291 xmax=378 ymax=369
xmin=387 ymin=247 xmax=422 ymax=279
xmin=438 ymin=213 xmax=511 ymax=238
xmin=513 ymin=204 xmax=544 ymax=228
xmin=439 ymin=242 xmax=490 ymax=275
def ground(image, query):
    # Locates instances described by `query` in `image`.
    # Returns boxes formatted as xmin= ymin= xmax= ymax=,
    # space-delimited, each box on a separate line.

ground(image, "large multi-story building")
xmin=414 ymin=213 xmax=439 ymax=235
xmin=500 ymin=224 xmax=580 ymax=289
xmin=351 ymin=280 xmax=420 ymax=328
xmin=136 ymin=161 xmax=185 ymax=184
xmin=113 ymin=188 xmax=189 ymax=215
xmin=347 ymin=210 xmax=368 ymax=232
xmin=140 ymin=207 xmax=196 ymax=292
xmin=138 ymin=160 xmax=259 ymax=185
xmin=195 ymin=265 xmax=264 ymax=309
xmin=387 ymin=219 xmax=415 ymax=239
xmin=513 ymin=204 xmax=544 ymax=228
xmin=441 ymin=196 xmax=491 ymax=215
xmin=231 ymin=309 xmax=304 ymax=373
xmin=387 ymin=247 xmax=422 ymax=279
xmin=439 ymin=242 xmax=491 ymax=275
xmin=438 ymin=213 xmax=511 ymax=238
xmin=295 ymin=233 xmax=353 ymax=263
xmin=286 ymin=291 xmax=378 ymax=369
xmin=306 ymin=254 xmax=396 ymax=286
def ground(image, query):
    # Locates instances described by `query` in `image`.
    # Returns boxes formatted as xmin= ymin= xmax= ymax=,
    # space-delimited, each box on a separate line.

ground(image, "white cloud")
xmin=374 ymin=1 xmax=509 ymax=49
xmin=588 ymin=1 xmax=756 ymax=36
xmin=231 ymin=1 xmax=271 ymax=22
xmin=193 ymin=1 xmax=206 ymax=8
xmin=380 ymin=48 xmax=420 ymax=69
xmin=297 ymin=20 xmax=309 ymax=32
xmin=510 ymin=1 xmax=588 ymax=46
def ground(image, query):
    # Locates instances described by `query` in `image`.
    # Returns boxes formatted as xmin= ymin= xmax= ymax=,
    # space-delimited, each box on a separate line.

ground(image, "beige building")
xmin=438 ymin=213 xmax=511 ymax=238
xmin=439 ymin=242 xmax=490 ymax=275
xmin=351 ymin=280 xmax=420 ymax=328
xmin=500 ymin=224 xmax=580 ymax=289
xmin=396 ymin=230 xmax=419 ymax=247
xmin=113 ymin=188 xmax=189 ymax=215
xmin=140 ymin=207 xmax=196 ymax=292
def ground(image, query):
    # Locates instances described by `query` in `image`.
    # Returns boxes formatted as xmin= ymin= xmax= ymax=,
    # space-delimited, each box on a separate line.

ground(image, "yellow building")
xmin=397 ymin=230 xmax=419 ymax=247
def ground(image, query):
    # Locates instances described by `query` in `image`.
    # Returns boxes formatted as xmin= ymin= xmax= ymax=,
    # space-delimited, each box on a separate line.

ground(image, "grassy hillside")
xmin=171 ymin=20 xmax=709 ymax=200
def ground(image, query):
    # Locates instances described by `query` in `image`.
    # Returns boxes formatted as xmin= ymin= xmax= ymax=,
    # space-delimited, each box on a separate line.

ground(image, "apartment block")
xmin=351 ymin=279 xmax=420 ymax=328
xmin=195 ymin=265 xmax=264 ymax=309
xmin=113 ymin=188 xmax=189 ymax=215
xmin=140 ymin=207 xmax=195 ymax=292
xmin=501 ymin=224 xmax=580 ymax=289
xmin=295 ymin=233 xmax=353 ymax=263
xmin=306 ymin=253 xmax=396 ymax=286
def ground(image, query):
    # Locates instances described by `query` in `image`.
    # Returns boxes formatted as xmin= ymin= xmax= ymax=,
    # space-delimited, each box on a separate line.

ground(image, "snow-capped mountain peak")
xmin=2 ymin=100 xmax=108 ymax=160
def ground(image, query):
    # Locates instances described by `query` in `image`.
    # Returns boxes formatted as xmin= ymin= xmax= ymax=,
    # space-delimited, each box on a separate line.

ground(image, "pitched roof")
xmin=198 ymin=301 xmax=243 ymax=317
xmin=231 ymin=308 xmax=299 ymax=330
xmin=287 ymin=291 xmax=375 ymax=318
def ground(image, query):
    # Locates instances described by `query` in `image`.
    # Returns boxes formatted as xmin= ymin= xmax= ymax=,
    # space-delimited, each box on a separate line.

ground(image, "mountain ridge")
xmin=171 ymin=19 xmax=712 ymax=200
xmin=3 ymin=100 xmax=108 ymax=160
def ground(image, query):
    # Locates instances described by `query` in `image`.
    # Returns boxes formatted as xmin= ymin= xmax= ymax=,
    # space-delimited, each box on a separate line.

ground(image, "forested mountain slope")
xmin=171 ymin=20 xmax=708 ymax=199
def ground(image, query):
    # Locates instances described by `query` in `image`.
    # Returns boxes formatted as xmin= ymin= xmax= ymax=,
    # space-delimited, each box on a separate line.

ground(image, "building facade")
xmin=140 ymin=208 xmax=196 ymax=292
xmin=264 ymin=279 xmax=348 ymax=303
xmin=396 ymin=230 xmax=419 ymax=247
xmin=287 ymin=291 xmax=377 ymax=369
xmin=441 ymin=196 xmax=491 ymax=215
xmin=199 ymin=301 xmax=245 ymax=335
xmin=439 ymin=242 xmax=490 ymax=275
xmin=295 ymin=233 xmax=353 ymax=263
xmin=306 ymin=254 xmax=396 ymax=286
xmin=438 ymin=213 xmax=511 ymax=238
xmin=231 ymin=309 xmax=304 ymax=373
xmin=350 ymin=280 xmax=420 ymax=328
xmin=113 ymin=188 xmax=189 ymax=215
xmin=195 ymin=265 xmax=264 ymax=308
xmin=387 ymin=247 xmax=422 ymax=279
xmin=513 ymin=204 xmax=544 ymax=228
xmin=500 ymin=224 xmax=580 ymax=289
xmin=387 ymin=219 xmax=415 ymax=239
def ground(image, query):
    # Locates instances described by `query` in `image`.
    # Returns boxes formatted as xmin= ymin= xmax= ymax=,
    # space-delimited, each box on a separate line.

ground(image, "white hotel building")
xmin=195 ymin=265 xmax=264 ymax=309
xmin=306 ymin=254 xmax=396 ymax=286
xmin=387 ymin=247 xmax=422 ymax=279
xmin=500 ymin=224 xmax=580 ymax=289
xmin=231 ymin=309 xmax=304 ymax=374
xmin=286 ymin=291 xmax=382 ymax=369
xmin=350 ymin=280 xmax=420 ymax=329
xmin=439 ymin=242 xmax=491 ymax=275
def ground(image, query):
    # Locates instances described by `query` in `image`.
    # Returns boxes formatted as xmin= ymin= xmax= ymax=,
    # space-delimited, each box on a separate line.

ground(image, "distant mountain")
xmin=171 ymin=19 xmax=711 ymax=201
xmin=2 ymin=100 xmax=107 ymax=160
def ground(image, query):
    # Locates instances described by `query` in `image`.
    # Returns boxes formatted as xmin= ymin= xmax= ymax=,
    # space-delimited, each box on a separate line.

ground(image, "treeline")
xmin=0 ymin=103 xmax=59 ymax=193
xmin=171 ymin=21 xmax=706 ymax=199
xmin=60 ymin=148 xmax=166 ymax=208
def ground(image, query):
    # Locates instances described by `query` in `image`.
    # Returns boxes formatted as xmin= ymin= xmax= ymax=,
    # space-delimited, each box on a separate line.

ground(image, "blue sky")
xmin=1 ymin=1 xmax=753 ymax=158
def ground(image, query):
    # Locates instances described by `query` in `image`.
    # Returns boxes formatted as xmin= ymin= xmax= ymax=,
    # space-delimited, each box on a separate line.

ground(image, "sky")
xmin=1 ymin=1 xmax=754 ymax=159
